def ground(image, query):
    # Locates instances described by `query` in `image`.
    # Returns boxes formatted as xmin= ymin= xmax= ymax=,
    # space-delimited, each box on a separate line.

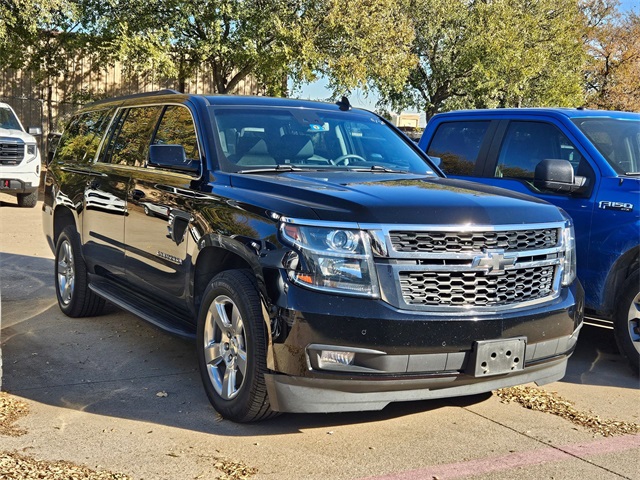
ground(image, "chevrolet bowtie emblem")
xmin=472 ymin=250 xmax=517 ymax=274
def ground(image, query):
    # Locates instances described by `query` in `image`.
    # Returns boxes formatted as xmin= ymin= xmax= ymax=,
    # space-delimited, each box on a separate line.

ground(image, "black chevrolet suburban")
xmin=43 ymin=91 xmax=584 ymax=422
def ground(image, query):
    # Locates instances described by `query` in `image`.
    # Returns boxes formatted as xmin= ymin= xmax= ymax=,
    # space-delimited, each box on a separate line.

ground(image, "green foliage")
xmin=2 ymin=0 xmax=635 ymax=119
xmin=379 ymin=0 xmax=586 ymax=118
xmin=288 ymin=0 xmax=416 ymax=96
xmin=95 ymin=0 xmax=415 ymax=97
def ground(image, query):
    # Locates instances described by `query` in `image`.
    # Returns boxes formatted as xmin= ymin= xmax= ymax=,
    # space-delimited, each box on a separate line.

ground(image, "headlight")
xmin=25 ymin=143 xmax=38 ymax=163
xmin=280 ymin=223 xmax=379 ymax=297
xmin=561 ymin=216 xmax=576 ymax=286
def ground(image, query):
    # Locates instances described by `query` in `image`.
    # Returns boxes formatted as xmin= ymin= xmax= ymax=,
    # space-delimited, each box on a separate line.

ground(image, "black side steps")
xmin=88 ymin=275 xmax=196 ymax=341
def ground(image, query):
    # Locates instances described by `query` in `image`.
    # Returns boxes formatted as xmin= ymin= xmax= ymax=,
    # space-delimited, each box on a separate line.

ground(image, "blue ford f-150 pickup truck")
xmin=418 ymin=108 xmax=639 ymax=371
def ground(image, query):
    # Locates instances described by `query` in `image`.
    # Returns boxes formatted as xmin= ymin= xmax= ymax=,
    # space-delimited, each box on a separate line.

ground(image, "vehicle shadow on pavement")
xmin=1 ymin=300 xmax=493 ymax=436
xmin=561 ymin=325 xmax=639 ymax=388
xmin=1 ymin=250 xmax=637 ymax=436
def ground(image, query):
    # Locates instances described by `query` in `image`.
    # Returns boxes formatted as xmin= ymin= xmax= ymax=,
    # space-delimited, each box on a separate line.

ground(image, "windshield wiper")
xmin=237 ymin=165 xmax=312 ymax=174
xmin=347 ymin=165 xmax=410 ymax=174
xmin=624 ymin=172 xmax=640 ymax=176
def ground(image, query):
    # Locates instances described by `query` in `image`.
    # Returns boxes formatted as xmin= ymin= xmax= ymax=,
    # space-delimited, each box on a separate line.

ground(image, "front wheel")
xmin=614 ymin=272 xmax=640 ymax=372
xmin=196 ymin=270 xmax=276 ymax=422
xmin=55 ymin=226 xmax=105 ymax=317
xmin=17 ymin=191 xmax=37 ymax=208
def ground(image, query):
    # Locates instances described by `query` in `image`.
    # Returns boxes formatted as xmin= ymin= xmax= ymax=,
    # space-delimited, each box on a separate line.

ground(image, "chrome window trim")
xmin=91 ymin=102 xmax=204 ymax=181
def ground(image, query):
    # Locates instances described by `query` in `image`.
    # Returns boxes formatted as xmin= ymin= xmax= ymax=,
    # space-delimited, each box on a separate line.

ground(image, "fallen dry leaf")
xmin=214 ymin=457 xmax=258 ymax=480
xmin=496 ymin=386 xmax=640 ymax=436
xmin=0 ymin=393 xmax=29 ymax=437
xmin=0 ymin=451 xmax=132 ymax=479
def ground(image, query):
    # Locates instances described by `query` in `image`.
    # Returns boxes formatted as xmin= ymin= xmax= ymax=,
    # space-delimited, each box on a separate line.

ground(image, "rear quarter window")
xmin=55 ymin=109 xmax=114 ymax=164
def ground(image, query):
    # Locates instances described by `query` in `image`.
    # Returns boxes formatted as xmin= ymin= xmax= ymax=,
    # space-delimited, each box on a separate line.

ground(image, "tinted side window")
xmin=496 ymin=121 xmax=585 ymax=180
xmin=104 ymin=106 xmax=163 ymax=166
xmin=55 ymin=109 xmax=113 ymax=164
xmin=427 ymin=121 xmax=490 ymax=175
xmin=152 ymin=105 xmax=201 ymax=162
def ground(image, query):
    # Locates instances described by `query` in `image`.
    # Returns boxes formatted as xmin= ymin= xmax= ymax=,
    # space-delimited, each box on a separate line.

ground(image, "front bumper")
xmin=1 ymin=164 xmax=40 ymax=194
xmin=264 ymin=279 xmax=584 ymax=413
xmin=0 ymin=177 xmax=38 ymax=194
xmin=265 ymin=354 xmax=569 ymax=413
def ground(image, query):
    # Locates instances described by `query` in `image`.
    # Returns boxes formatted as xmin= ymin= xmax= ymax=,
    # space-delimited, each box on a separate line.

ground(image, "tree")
xmin=378 ymin=0 xmax=585 ymax=119
xmin=0 ymin=1 xmax=105 ymax=130
xmin=0 ymin=1 xmax=64 ymax=42
xmin=582 ymin=1 xmax=640 ymax=111
xmin=94 ymin=0 xmax=415 ymax=97
xmin=288 ymin=0 xmax=416 ymax=97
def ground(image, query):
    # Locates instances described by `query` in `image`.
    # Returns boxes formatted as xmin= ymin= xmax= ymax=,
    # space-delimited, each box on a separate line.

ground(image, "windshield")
xmin=209 ymin=106 xmax=435 ymax=175
xmin=0 ymin=107 xmax=22 ymax=131
xmin=572 ymin=117 xmax=640 ymax=174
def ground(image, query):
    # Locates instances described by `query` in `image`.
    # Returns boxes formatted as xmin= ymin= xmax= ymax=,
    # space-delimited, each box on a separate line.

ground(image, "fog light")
xmin=317 ymin=350 xmax=355 ymax=369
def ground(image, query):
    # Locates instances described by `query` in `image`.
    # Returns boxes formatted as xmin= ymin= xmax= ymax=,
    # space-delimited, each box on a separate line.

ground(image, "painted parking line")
xmin=361 ymin=434 xmax=640 ymax=480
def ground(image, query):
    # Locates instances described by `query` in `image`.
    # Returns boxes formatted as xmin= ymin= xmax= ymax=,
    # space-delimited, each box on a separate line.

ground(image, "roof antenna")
xmin=336 ymin=96 xmax=351 ymax=111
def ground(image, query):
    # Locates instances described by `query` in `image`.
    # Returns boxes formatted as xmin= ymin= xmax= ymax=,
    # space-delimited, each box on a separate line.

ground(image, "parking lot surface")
xmin=1 ymin=194 xmax=639 ymax=479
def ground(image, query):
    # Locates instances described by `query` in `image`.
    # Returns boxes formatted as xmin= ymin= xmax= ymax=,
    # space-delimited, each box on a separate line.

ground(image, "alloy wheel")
xmin=627 ymin=291 xmax=640 ymax=354
xmin=57 ymin=239 xmax=75 ymax=306
xmin=203 ymin=295 xmax=248 ymax=400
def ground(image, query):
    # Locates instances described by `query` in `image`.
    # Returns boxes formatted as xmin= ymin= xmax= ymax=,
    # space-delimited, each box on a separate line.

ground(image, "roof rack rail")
xmin=88 ymin=89 xmax=182 ymax=107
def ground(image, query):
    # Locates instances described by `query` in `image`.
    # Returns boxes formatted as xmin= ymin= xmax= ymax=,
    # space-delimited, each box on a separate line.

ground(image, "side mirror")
xmin=148 ymin=144 xmax=199 ymax=174
xmin=28 ymin=126 xmax=43 ymax=135
xmin=534 ymin=159 xmax=586 ymax=194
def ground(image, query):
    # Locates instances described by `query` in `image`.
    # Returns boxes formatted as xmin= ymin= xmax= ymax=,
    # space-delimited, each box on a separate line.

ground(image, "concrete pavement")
xmin=1 ymin=194 xmax=638 ymax=479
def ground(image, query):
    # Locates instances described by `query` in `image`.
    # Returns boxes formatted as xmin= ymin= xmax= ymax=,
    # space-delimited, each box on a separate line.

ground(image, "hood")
xmin=0 ymin=128 xmax=36 ymax=144
xmin=228 ymin=171 xmax=564 ymax=226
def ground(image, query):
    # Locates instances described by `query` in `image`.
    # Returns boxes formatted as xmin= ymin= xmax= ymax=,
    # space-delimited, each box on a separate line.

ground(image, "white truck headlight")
xmin=25 ymin=143 xmax=38 ymax=162
xmin=280 ymin=223 xmax=380 ymax=297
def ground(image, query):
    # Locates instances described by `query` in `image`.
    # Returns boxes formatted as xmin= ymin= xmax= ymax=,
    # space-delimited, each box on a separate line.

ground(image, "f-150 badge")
xmin=598 ymin=201 xmax=633 ymax=212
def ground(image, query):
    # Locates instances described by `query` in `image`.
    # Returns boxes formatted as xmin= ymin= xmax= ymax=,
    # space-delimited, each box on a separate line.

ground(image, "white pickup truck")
xmin=0 ymin=102 xmax=42 ymax=207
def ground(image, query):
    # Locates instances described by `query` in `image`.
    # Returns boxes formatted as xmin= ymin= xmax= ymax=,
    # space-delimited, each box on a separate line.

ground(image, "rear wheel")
xmin=614 ymin=272 xmax=640 ymax=372
xmin=55 ymin=226 xmax=105 ymax=317
xmin=196 ymin=270 xmax=276 ymax=422
xmin=17 ymin=191 xmax=37 ymax=208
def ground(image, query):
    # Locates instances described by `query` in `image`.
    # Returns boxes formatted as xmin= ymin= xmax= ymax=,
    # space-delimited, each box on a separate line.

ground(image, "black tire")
xmin=614 ymin=272 xmax=640 ymax=373
xmin=196 ymin=270 xmax=277 ymax=422
xmin=17 ymin=191 xmax=37 ymax=208
xmin=54 ymin=226 xmax=105 ymax=317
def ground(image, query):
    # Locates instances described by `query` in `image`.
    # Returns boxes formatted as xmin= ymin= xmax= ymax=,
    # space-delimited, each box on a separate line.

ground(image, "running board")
xmin=88 ymin=275 xmax=196 ymax=340
xmin=584 ymin=316 xmax=614 ymax=330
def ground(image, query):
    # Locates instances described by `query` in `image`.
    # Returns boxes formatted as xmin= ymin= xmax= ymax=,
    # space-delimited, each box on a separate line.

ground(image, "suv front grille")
xmin=399 ymin=265 xmax=556 ymax=307
xmin=390 ymin=228 xmax=559 ymax=253
xmin=377 ymin=223 xmax=566 ymax=310
xmin=0 ymin=142 xmax=25 ymax=165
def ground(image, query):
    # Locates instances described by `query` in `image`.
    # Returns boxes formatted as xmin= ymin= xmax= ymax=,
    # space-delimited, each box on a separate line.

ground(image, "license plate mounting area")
xmin=469 ymin=337 xmax=526 ymax=377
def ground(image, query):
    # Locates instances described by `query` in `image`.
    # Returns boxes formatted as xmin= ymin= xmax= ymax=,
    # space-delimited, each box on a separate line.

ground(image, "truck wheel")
xmin=55 ymin=226 xmax=105 ymax=317
xmin=17 ymin=191 xmax=38 ymax=208
xmin=197 ymin=270 xmax=276 ymax=422
xmin=614 ymin=272 xmax=640 ymax=373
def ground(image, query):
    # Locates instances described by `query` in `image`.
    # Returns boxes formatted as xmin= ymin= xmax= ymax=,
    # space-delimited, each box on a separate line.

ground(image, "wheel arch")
xmin=53 ymin=206 xmax=78 ymax=246
xmin=603 ymin=246 xmax=640 ymax=317
xmin=192 ymin=245 xmax=266 ymax=316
